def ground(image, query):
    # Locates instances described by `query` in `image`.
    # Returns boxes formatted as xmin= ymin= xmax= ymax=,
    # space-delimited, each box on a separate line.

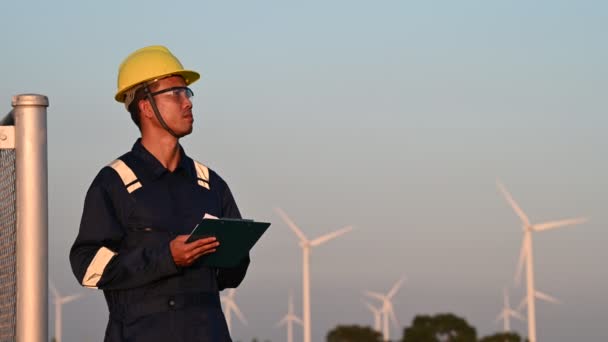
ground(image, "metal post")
xmin=13 ymin=94 xmax=48 ymax=342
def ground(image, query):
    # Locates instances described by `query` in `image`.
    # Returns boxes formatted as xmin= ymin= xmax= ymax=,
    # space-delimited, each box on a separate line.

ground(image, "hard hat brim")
xmin=114 ymin=69 xmax=200 ymax=103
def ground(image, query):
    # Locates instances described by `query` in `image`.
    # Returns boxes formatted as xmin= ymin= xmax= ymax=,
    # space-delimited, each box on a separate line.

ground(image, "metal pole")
xmin=526 ymin=232 xmax=537 ymax=342
xmin=13 ymin=94 xmax=48 ymax=342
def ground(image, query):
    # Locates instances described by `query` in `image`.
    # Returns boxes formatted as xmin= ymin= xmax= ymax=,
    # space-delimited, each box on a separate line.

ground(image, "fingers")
xmin=188 ymin=236 xmax=217 ymax=246
xmin=174 ymin=235 xmax=216 ymax=245
xmin=170 ymin=235 xmax=220 ymax=267
xmin=189 ymin=239 xmax=220 ymax=257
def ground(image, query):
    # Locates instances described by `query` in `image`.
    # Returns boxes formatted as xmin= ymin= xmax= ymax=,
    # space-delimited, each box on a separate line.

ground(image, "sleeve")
xmin=216 ymin=182 xmax=250 ymax=290
xmin=69 ymin=170 xmax=180 ymax=290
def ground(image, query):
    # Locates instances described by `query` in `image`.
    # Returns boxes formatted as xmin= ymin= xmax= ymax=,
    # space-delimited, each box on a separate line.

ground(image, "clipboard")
xmin=186 ymin=218 xmax=271 ymax=268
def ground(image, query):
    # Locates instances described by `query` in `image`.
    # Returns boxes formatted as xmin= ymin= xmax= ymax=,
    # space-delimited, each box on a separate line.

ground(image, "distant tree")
xmin=401 ymin=313 xmax=477 ymax=342
xmin=50 ymin=338 xmax=57 ymax=342
xmin=401 ymin=315 xmax=436 ymax=341
xmin=327 ymin=324 xmax=383 ymax=342
xmin=479 ymin=332 xmax=526 ymax=342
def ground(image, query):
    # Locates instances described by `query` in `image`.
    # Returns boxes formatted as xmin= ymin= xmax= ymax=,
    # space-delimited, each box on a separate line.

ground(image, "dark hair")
xmin=127 ymin=86 xmax=147 ymax=129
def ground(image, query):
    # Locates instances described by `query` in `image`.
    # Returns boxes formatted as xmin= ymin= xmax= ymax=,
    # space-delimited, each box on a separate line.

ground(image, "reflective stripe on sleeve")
xmin=109 ymin=159 xmax=142 ymax=193
xmin=194 ymin=161 xmax=210 ymax=190
xmin=82 ymin=247 xmax=117 ymax=288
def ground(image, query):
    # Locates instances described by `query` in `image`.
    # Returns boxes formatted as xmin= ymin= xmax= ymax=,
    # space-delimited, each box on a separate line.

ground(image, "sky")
xmin=1 ymin=1 xmax=607 ymax=341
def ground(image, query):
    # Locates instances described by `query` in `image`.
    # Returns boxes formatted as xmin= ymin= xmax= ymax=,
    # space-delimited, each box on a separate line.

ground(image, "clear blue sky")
xmin=1 ymin=1 xmax=606 ymax=341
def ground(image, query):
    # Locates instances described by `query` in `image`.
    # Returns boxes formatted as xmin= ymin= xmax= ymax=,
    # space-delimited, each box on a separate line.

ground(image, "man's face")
xmin=147 ymin=75 xmax=194 ymax=137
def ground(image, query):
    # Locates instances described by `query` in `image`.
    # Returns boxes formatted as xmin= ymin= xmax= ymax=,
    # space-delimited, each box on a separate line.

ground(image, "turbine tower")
xmin=275 ymin=207 xmax=353 ymax=342
xmin=364 ymin=276 xmax=405 ymax=341
xmin=495 ymin=288 xmax=524 ymax=332
xmin=362 ymin=300 xmax=382 ymax=332
xmin=50 ymin=283 xmax=83 ymax=342
xmin=220 ymin=289 xmax=247 ymax=334
xmin=497 ymin=180 xmax=587 ymax=342
xmin=277 ymin=291 xmax=303 ymax=342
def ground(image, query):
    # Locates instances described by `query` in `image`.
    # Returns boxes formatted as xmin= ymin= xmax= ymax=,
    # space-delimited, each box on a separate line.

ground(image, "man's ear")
xmin=139 ymin=99 xmax=154 ymax=120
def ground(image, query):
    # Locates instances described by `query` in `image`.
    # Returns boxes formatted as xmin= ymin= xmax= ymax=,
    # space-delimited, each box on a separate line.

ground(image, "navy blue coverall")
xmin=70 ymin=140 xmax=248 ymax=342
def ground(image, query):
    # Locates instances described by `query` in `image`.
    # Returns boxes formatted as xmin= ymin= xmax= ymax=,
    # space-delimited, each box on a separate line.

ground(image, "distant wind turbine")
xmin=364 ymin=276 xmax=406 ymax=341
xmin=220 ymin=289 xmax=247 ymax=334
xmin=497 ymin=180 xmax=587 ymax=342
xmin=517 ymin=290 xmax=561 ymax=312
xmin=495 ymin=288 xmax=524 ymax=332
xmin=50 ymin=282 xmax=83 ymax=342
xmin=362 ymin=300 xmax=383 ymax=332
xmin=275 ymin=207 xmax=353 ymax=342
xmin=277 ymin=291 xmax=303 ymax=342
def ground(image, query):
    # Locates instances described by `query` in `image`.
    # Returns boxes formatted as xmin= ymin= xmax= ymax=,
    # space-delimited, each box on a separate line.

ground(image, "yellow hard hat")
xmin=115 ymin=45 xmax=200 ymax=103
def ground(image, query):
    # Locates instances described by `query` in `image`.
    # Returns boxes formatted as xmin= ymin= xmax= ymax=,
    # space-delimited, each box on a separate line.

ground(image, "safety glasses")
xmin=148 ymin=86 xmax=194 ymax=100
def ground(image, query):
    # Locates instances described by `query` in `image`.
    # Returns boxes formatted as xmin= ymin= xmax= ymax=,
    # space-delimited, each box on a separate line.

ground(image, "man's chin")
xmin=178 ymin=127 xmax=193 ymax=138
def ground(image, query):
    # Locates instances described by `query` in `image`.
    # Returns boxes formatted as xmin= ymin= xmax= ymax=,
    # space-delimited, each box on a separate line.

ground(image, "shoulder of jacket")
xmin=105 ymin=153 xmax=141 ymax=193
xmin=192 ymin=159 xmax=212 ymax=190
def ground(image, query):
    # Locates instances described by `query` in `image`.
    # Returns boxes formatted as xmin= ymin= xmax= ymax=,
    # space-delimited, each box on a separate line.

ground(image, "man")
xmin=70 ymin=45 xmax=248 ymax=341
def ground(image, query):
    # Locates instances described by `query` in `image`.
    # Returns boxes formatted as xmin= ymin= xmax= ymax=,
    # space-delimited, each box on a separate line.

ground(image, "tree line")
xmin=326 ymin=312 xmax=528 ymax=342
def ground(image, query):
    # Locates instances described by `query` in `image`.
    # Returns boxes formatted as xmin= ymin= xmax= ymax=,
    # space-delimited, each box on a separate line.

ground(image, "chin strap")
xmin=144 ymin=84 xmax=182 ymax=138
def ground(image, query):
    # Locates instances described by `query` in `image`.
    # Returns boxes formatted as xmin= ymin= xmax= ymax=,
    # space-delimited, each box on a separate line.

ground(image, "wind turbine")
xmin=495 ymin=288 xmax=524 ymax=332
xmin=364 ymin=276 xmax=405 ymax=341
xmin=362 ymin=300 xmax=382 ymax=332
xmin=49 ymin=282 xmax=83 ymax=342
xmin=220 ymin=289 xmax=247 ymax=334
xmin=274 ymin=207 xmax=353 ymax=342
xmin=277 ymin=291 xmax=303 ymax=342
xmin=497 ymin=180 xmax=587 ymax=342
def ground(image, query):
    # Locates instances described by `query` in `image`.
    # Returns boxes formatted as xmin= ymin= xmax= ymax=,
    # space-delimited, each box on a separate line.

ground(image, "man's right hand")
xmin=170 ymin=235 xmax=219 ymax=267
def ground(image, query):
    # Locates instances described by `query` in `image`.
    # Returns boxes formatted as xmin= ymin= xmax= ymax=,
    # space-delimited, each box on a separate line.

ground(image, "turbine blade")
xmin=497 ymin=180 xmax=531 ymax=226
xmin=364 ymin=291 xmax=385 ymax=302
xmin=514 ymin=234 xmax=528 ymax=287
xmin=61 ymin=293 xmax=83 ymax=304
xmin=517 ymin=297 xmax=527 ymax=312
xmin=274 ymin=207 xmax=308 ymax=242
xmin=508 ymin=309 xmax=525 ymax=321
xmin=276 ymin=316 xmax=288 ymax=327
xmin=363 ymin=300 xmax=380 ymax=314
xmin=495 ymin=311 xmax=505 ymax=323
xmin=503 ymin=288 xmax=508 ymax=307
xmin=536 ymin=290 xmax=560 ymax=304
xmin=387 ymin=276 xmax=406 ymax=299
xmin=49 ymin=281 xmax=59 ymax=298
xmin=310 ymin=226 xmax=352 ymax=247
xmin=232 ymin=303 xmax=248 ymax=325
xmin=533 ymin=218 xmax=588 ymax=232
xmin=288 ymin=291 xmax=295 ymax=314
xmin=387 ymin=303 xmax=399 ymax=328
xmin=294 ymin=315 xmax=304 ymax=325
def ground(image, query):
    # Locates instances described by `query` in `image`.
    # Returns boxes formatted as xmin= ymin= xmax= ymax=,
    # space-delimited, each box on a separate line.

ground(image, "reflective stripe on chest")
xmin=108 ymin=159 xmax=210 ymax=192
